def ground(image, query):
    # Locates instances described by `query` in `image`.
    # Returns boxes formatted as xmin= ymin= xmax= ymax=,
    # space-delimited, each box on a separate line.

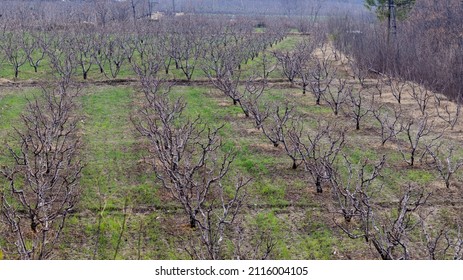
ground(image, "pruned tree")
xmin=103 ymin=36 xmax=127 ymax=79
xmin=241 ymin=53 xmax=276 ymax=125
xmin=73 ymin=32 xmax=96 ymax=80
xmin=133 ymin=78 xmax=250 ymax=259
xmin=282 ymin=118 xmax=305 ymax=170
xmin=294 ymin=120 xmax=346 ymax=193
xmin=347 ymin=56 xmax=369 ymax=88
xmin=397 ymin=114 xmax=442 ymax=166
xmin=261 ymin=103 xmax=294 ymax=148
xmin=0 ymin=31 xmax=28 ymax=79
xmin=203 ymin=45 xmax=249 ymax=117
xmin=324 ymin=79 xmax=348 ymax=116
xmin=336 ymin=184 xmax=430 ymax=260
xmin=372 ymin=104 xmax=403 ymax=146
xmin=408 ymin=81 xmax=432 ymax=115
xmin=22 ymin=31 xmax=46 ymax=73
xmin=310 ymin=50 xmax=336 ymax=105
xmin=388 ymin=76 xmax=407 ymax=104
xmin=0 ymin=83 xmax=83 ymax=260
xmin=347 ymin=87 xmax=374 ymax=130
xmin=183 ymin=177 xmax=249 ymax=260
xmin=373 ymin=77 xmax=386 ymax=98
xmin=425 ymin=144 xmax=463 ymax=188
xmin=233 ymin=224 xmax=277 ymax=260
xmin=273 ymin=49 xmax=300 ymax=86
xmin=436 ymin=96 xmax=462 ymax=131
xmin=419 ymin=218 xmax=463 ymax=260
xmin=45 ymin=37 xmax=78 ymax=85
xmin=133 ymin=78 xmax=249 ymax=229
xmin=330 ymin=154 xmax=386 ymax=222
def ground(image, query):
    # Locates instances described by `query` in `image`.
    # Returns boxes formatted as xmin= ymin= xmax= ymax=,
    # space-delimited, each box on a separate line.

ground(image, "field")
xmin=1 ymin=8 xmax=463 ymax=260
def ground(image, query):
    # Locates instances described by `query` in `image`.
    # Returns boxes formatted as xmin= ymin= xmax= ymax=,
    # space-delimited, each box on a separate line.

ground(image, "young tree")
xmin=309 ymin=47 xmax=336 ymax=105
xmin=408 ymin=81 xmax=432 ymax=116
xmin=436 ymin=96 xmax=462 ymax=131
xmin=202 ymin=44 xmax=249 ymax=117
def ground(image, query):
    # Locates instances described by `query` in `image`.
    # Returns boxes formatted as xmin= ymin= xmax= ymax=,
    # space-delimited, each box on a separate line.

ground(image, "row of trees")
xmin=1 ymin=0 xmax=463 ymax=260
xmin=0 ymin=80 xmax=82 ymax=259
xmin=127 ymin=18 xmax=463 ymax=258
xmin=0 ymin=16 xmax=286 ymax=81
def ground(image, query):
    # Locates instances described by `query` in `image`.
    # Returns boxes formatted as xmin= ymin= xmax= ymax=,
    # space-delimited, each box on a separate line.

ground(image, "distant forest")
xmin=0 ymin=0 xmax=367 ymax=16
xmin=154 ymin=0 xmax=366 ymax=15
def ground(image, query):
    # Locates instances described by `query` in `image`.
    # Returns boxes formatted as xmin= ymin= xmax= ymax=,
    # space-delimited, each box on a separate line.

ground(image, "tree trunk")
xmin=316 ymin=176 xmax=323 ymax=193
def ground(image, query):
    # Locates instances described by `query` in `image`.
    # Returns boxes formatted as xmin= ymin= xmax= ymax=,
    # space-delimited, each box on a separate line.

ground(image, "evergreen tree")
xmin=365 ymin=0 xmax=415 ymax=20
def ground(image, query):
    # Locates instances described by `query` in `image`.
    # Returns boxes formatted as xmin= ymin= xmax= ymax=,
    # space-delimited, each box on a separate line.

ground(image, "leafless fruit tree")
xmin=133 ymin=79 xmax=250 ymax=259
xmin=346 ymin=87 xmax=374 ymax=130
xmin=293 ymin=120 xmax=346 ymax=193
xmin=436 ymin=96 xmax=462 ymax=131
xmin=388 ymin=77 xmax=407 ymax=104
xmin=408 ymin=81 xmax=433 ymax=116
xmin=425 ymin=143 xmax=463 ymax=188
xmin=330 ymin=154 xmax=386 ymax=222
xmin=0 ymin=83 xmax=83 ymax=260
xmin=335 ymin=184 xmax=430 ymax=260
xmin=372 ymin=104 xmax=403 ymax=146
xmin=420 ymin=216 xmax=463 ymax=260
xmin=323 ymin=79 xmax=348 ymax=116
xmin=309 ymin=49 xmax=336 ymax=105
xmin=397 ymin=115 xmax=443 ymax=166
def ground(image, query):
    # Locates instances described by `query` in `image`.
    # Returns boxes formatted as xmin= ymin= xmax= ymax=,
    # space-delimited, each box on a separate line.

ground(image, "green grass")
xmin=403 ymin=169 xmax=436 ymax=185
xmin=79 ymin=86 xmax=142 ymax=209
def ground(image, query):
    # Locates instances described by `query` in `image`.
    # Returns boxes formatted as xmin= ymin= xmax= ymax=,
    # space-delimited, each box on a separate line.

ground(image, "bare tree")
xmin=22 ymin=31 xmax=46 ymax=73
xmin=203 ymin=44 xmax=249 ymax=117
xmin=323 ymin=79 xmax=348 ymax=116
xmin=233 ymin=225 xmax=277 ymax=260
xmin=436 ymin=96 xmax=462 ymax=131
xmin=73 ymin=32 xmax=96 ymax=80
xmin=294 ymin=120 xmax=346 ymax=193
xmin=425 ymin=144 xmax=463 ymax=188
xmin=273 ymin=48 xmax=302 ymax=86
xmin=347 ymin=87 xmax=374 ymax=130
xmin=183 ymin=178 xmax=249 ymax=260
xmin=260 ymin=103 xmax=294 ymax=148
xmin=336 ymin=185 xmax=430 ymax=260
xmin=397 ymin=115 xmax=442 ymax=166
xmin=330 ymin=154 xmax=386 ymax=222
xmin=133 ymin=79 xmax=249 ymax=229
xmin=309 ymin=50 xmax=336 ymax=105
xmin=0 ymin=83 xmax=83 ymax=260
xmin=372 ymin=104 xmax=403 ymax=146
xmin=408 ymin=81 xmax=432 ymax=116
xmin=133 ymin=78 xmax=250 ymax=259
xmin=1 ymin=31 xmax=28 ymax=79
xmin=348 ymin=56 xmax=369 ymax=88
xmin=388 ymin=76 xmax=407 ymax=104
xmin=105 ymin=37 xmax=127 ymax=79
xmin=45 ymin=36 xmax=78 ymax=85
